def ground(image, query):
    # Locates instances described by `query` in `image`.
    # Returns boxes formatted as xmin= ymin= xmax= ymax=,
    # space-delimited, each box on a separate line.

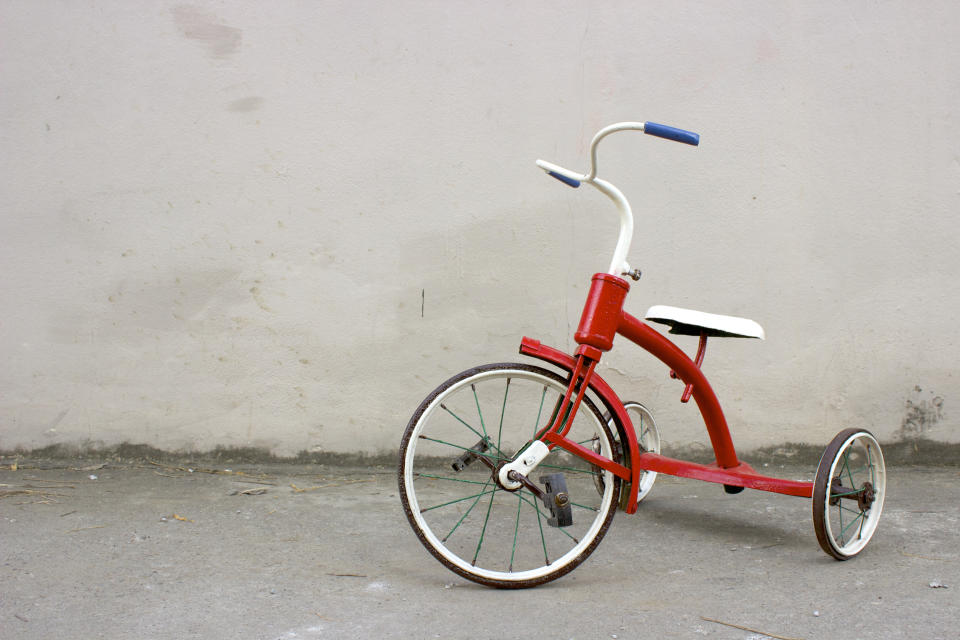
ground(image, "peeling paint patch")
xmin=172 ymin=5 xmax=242 ymax=58
xmin=899 ymin=385 xmax=944 ymax=440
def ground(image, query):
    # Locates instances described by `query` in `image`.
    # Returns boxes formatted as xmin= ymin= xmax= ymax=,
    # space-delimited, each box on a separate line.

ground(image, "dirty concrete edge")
xmin=1 ymin=438 xmax=957 ymax=468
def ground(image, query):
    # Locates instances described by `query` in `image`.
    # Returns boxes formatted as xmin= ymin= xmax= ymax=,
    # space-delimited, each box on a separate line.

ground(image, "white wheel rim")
xmin=823 ymin=432 xmax=885 ymax=557
xmin=403 ymin=368 xmax=616 ymax=583
xmin=623 ymin=402 xmax=660 ymax=499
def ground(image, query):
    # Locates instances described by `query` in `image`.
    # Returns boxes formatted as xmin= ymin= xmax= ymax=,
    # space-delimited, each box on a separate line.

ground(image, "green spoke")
xmin=498 ymin=378 xmax=511 ymax=454
xmin=843 ymin=463 xmax=872 ymax=475
xmin=472 ymin=384 xmax=488 ymax=438
xmin=843 ymin=450 xmax=856 ymax=488
xmin=516 ymin=491 xmax=579 ymax=544
xmin=420 ymin=488 xmax=496 ymax=513
xmin=510 ymin=493 xmax=522 ymax=572
xmin=532 ymin=489 xmax=549 ymax=566
xmin=839 ymin=509 xmax=866 ymax=541
xmin=472 ymin=484 xmax=498 ymax=565
xmin=570 ymin=501 xmax=600 ymax=512
xmin=533 ymin=386 xmax=548 ymax=439
xmin=839 ymin=504 xmax=865 ymax=518
xmin=416 ymin=434 xmax=510 ymax=463
xmin=443 ymin=479 xmax=494 ymax=542
xmin=437 ymin=406 xmax=508 ymax=459
xmin=539 ymin=462 xmax=599 ymax=475
xmin=415 ymin=472 xmax=494 ymax=486
xmin=838 ymin=496 xmax=845 ymax=543
xmin=441 ymin=404 xmax=487 ymax=443
xmin=832 ymin=489 xmax=863 ymax=498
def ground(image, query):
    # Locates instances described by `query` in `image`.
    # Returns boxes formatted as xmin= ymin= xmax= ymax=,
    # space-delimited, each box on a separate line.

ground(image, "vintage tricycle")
xmin=398 ymin=121 xmax=886 ymax=588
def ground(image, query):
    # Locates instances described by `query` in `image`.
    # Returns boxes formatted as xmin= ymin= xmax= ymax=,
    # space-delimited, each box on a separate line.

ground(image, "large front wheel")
xmin=398 ymin=363 xmax=621 ymax=588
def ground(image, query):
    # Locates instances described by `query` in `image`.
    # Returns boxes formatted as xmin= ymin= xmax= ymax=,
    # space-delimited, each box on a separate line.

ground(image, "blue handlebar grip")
xmin=643 ymin=121 xmax=700 ymax=146
xmin=547 ymin=171 xmax=581 ymax=188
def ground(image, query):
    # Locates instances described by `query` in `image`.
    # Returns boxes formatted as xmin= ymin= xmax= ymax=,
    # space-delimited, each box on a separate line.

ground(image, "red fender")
xmin=519 ymin=337 xmax=643 ymax=514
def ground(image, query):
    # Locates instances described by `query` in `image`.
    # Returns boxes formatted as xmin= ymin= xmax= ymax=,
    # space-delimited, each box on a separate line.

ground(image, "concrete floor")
xmin=1 ymin=460 xmax=957 ymax=639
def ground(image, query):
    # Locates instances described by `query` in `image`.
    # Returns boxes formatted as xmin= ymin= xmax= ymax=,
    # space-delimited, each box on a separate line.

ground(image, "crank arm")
xmin=507 ymin=470 xmax=547 ymax=502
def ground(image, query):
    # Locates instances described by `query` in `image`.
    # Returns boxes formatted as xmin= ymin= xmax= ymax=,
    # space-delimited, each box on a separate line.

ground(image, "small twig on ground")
xmin=292 ymin=478 xmax=375 ymax=493
xmin=60 ymin=510 xmax=78 ymax=517
xmin=15 ymin=614 xmax=29 ymax=623
xmin=23 ymin=483 xmax=76 ymax=489
xmin=327 ymin=573 xmax=367 ymax=578
xmin=1 ymin=488 xmax=67 ymax=500
xmin=901 ymin=550 xmax=955 ymax=562
xmin=153 ymin=471 xmax=183 ymax=478
xmin=75 ymin=463 xmax=106 ymax=472
xmin=700 ymin=616 xmax=804 ymax=640
xmin=146 ymin=460 xmax=274 ymax=480
xmin=230 ymin=488 xmax=268 ymax=496
xmin=66 ymin=525 xmax=107 ymax=534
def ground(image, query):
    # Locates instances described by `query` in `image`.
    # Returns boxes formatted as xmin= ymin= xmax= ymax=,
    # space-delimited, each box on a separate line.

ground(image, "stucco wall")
xmin=2 ymin=1 xmax=958 ymax=457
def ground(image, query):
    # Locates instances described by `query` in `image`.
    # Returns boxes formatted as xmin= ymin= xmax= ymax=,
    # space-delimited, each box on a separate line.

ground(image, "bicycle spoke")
xmin=510 ymin=493 xmax=522 ymax=571
xmin=415 ymin=472 xmax=493 ymax=486
xmin=417 ymin=434 xmax=507 ymax=460
xmin=420 ymin=488 xmax=497 ymax=514
xmin=517 ymin=491 xmax=579 ymax=544
xmin=440 ymin=403 xmax=487 ymax=443
xmin=442 ymin=479 xmax=495 ymax=542
xmin=472 ymin=384 xmax=488 ymax=439
xmin=843 ymin=450 xmax=856 ymax=488
xmin=533 ymin=386 xmax=548 ymax=439
xmin=437 ymin=405 xmax=508 ymax=459
xmin=498 ymin=378 xmax=511 ymax=453
xmin=839 ymin=509 xmax=866 ymax=541
xmin=570 ymin=501 xmax=600 ymax=512
xmin=532 ymin=489 xmax=550 ymax=567
xmin=472 ymin=485 xmax=498 ymax=565
xmin=539 ymin=462 xmax=597 ymax=475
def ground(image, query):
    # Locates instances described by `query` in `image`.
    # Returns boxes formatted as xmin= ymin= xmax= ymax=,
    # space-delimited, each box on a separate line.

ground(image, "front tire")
xmin=398 ymin=363 xmax=620 ymax=588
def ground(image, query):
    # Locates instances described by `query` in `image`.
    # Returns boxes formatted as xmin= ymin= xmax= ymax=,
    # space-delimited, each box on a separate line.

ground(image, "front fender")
xmin=519 ymin=337 xmax=642 ymax=514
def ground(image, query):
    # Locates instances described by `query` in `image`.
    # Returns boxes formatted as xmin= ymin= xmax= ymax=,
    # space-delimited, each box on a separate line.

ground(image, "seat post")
xmin=681 ymin=331 xmax=709 ymax=403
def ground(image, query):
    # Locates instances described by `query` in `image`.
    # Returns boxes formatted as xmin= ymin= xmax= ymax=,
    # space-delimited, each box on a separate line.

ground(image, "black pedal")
xmin=451 ymin=437 xmax=490 ymax=472
xmin=723 ymin=484 xmax=745 ymax=495
xmin=540 ymin=473 xmax=573 ymax=527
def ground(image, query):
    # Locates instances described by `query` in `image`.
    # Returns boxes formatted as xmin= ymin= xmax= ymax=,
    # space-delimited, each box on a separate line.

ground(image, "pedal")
xmin=723 ymin=484 xmax=744 ymax=494
xmin=451 ymin=437 xmax=490 ymax=472
xmin=540 ymin=473 xmax=573 ymax=527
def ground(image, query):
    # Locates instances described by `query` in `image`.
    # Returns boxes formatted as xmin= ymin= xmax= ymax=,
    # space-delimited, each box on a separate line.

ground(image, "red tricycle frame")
xmin=522 ymin=272 xmax=813 ymax=515
xmin=399 ymin=120 xmax=887 ymax=588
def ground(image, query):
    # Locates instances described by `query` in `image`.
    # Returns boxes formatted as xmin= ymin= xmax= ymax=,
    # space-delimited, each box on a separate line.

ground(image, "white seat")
xmin=645 ymin=305 xmax=765 ymax=340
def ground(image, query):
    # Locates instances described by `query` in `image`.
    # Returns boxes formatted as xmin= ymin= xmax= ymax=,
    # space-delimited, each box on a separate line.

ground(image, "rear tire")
xmin=812 ymin=429 xmax=886 ymax=560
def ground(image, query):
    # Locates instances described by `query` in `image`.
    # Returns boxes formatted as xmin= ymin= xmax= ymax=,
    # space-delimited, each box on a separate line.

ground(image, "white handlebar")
xmin=536 ymin=122 xmax=647 ymax=278
xmin=536 ymin=120 xmax=699 ymax=278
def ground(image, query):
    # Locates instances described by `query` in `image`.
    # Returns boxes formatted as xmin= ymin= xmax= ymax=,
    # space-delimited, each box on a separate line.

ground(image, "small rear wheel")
xmin=600 ymin=402 xmax=660 ymax=502
xmin=623 ymin=402 xmax=661 ymax=502
xmin=812 ymin=428 xmax=886 ymax=560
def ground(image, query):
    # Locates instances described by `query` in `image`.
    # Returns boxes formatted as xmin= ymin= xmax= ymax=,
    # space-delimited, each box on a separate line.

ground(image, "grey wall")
xmin=2 ymin=1 xmax=957 ymax=457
